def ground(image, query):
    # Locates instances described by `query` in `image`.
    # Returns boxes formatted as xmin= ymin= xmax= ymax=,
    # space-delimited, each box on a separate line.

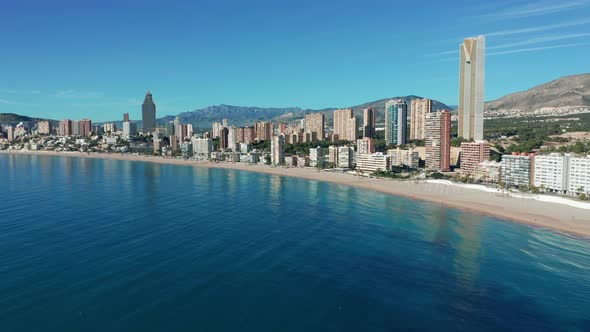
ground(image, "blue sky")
xmin=1 ymin=0 xmax=590 ymax=122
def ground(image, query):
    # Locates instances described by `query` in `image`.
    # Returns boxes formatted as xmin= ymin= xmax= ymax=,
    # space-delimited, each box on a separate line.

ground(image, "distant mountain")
xmin=485 ymin=73 xmax=590 ymax=112
xmin=0 ymin=113 xmax=36 ymax=124
xmin=159 ymin=96 xmax=452 ymax=128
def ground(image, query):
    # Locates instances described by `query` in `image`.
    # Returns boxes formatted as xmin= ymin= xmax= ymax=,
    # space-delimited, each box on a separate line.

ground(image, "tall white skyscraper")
xmin=458 ymin=35 xmax=485 ymax=141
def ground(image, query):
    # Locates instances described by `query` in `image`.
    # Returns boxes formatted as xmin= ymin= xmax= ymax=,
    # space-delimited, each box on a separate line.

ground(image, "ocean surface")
xmin=1 ymin=154 xmax=590 ymax=331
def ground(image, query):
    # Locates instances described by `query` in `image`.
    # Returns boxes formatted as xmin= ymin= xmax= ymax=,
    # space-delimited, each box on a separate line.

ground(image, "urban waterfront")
xmin=1 ymin=154 xmax=590 ymax=331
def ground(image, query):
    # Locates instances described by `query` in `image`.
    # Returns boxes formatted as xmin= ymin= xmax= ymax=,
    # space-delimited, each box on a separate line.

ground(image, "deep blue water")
xmin=1 ymin=154 xmax=590 ymax=331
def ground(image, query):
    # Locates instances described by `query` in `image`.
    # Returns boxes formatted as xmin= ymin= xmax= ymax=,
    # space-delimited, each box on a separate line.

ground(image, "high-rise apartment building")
xmin=387 ymin=148 xmax=420 ymax=168
xmin=385 ymin=99 xmax=407 ymax=146
xmin=37 ymin=121 xmax=51 ymax=135
xmin=255 ymin=122 xmax=272 ymax=141
xmin=59 ymin=119 xmax=73 ymax=136
xmin=304 ymin=113 xmax=325 ymax=141
xmin=337 ymin=146 xmax=354 ymax=169
xmin=104 ymin=123 xmax=117 ymax=133
xmin=501 ymin=153 xmax=534 ymax=188
xmin=460 ymin=141 xmax=490 ymax=175
xmin=533 ymin=153 xmax=569 ymax=194
xmin=271 ymin=135 xmax=285 ymax=166
xmin=425 ymin=110 xmax=451 ymax=172
xmin=123 ymin=121 xmax=137 ymax=138
xmin=243 ymin=126 xmax=255 ymax=143
xmin=220 ymin=127 xmax=229 ymax=150
xmin=356 ymin=137 xmax=375 ymax=155
xmin=410 ymin=98 xmax=432 ymax=140
xmin=333 ymin=109 xmax=358 ymax=142
xmin=123 ymin=113 xmax=129 ymax=122
xmin=328 ymin=145 xmax=339 ymax=165
xmin=363 ymin=107 xmax=376 ymax=138
xmin=458 ymin=35 xmax=486 ymax=141
xmin=191 ymin=137 xmax=213 ymax=158
xmin=141 ymin=91 xmax=157 ymax=133
xmin=309 ymin=147 xmax=324 ymax=167
xmin=78 ymin=119 xmax=92 ymax=137
xmin=568 ymin=155 xmax=590 ymax=195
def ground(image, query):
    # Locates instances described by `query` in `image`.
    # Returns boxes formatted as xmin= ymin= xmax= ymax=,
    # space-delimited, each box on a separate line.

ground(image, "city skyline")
xmin=1 ymin=0 xmax=590 ymax=121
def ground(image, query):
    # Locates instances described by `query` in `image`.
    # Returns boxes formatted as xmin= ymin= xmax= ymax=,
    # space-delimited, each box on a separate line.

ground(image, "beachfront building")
xmin=181 ymin=142 xmax=193 ymax=158
xmin=305 ymin=113 xmax=325 ymax=141
xmin=501 ymin=153 xmax=533 ymax=188
xmin=385 ymin=99 xmax=407 ymax=146
xmin=533 ymin=153 xmax=569 ymax=194
xmin=363 ymin=107 xmax=376 ymax=138
xmin=240 ymin=152 xmax=260 ymax=164
xmin=271 ymin=135 xmax=285 ymax=166
xmin=328 ymin=146 xmax=339 ymax=165
xmin=458 ymin=35 xmax=485 ymax=141
xmin=309 ymin=147 xmax=324 ymax=167
xmin=333 ymin=109 xmax=358 ymax=142
xmin=474 ymin=160 xmax=501 ymax=183
xmin=337 ymin=146 xmax=354 ymax=169
xmin=192 ymin=137 xmax=213 ymax=159
xmin=425 ymin=110 xmax=451 ymax=172
xmin=356 ymin=137 xmax=375 ymax=155
xmin=387 ymin=148 xmax=419 ymax=168
xmin=460 ymin=141 xmax=490 ymax=176
xmin=568 ymin=155 xmax=590 ymax=195
xmin=356 ymin=153 xmax=391 ymax=173
xmin=297 ymin=156 xmax=308 ymax=168
xmin=227 ymin=126 xmax=238 ymax=151
xmin=410 ymin=98 xmax=432 ymax=140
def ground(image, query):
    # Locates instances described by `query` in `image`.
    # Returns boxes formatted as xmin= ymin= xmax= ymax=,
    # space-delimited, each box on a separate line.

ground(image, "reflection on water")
xmin=453 ymin=213 xmax=483 ymax=293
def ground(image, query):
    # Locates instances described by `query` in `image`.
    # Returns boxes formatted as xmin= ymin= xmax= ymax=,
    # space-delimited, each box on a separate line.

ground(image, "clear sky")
xmin=1 ymin=0 xmax=590 ymax=122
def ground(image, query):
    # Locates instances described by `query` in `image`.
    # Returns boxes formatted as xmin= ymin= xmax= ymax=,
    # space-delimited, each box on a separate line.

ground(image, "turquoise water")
xmin=1 ymin=154 xmax=590 ymax=331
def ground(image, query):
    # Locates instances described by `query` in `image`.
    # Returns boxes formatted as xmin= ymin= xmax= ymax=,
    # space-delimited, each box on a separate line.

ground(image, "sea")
xmin=1 ymin=153 xmax=589 ymax=331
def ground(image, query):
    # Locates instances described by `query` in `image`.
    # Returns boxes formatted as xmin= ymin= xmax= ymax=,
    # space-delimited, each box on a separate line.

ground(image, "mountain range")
xmin=2 ymin=73 xmax=590 ymax=128
xmin=158 ymin=96 xmax=451 ymax=128
xmin=485 ymin=73 xmax=590 ymax=112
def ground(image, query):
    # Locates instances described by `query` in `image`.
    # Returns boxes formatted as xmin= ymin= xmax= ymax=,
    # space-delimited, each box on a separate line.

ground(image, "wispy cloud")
xmin=488 ymin=33 xmax=590 ymax=50
xmin=55 ymin=90 xmax=104 ymax=99
xmin=0 ymin=98 xmax=17 ymax=105
xmin=485 ymin=0 xmax=590 ymax=19
xmin=488 ymin=42 xmax=590 ymax=56
xmin=487 ymin=18 xmax=590 ymax=36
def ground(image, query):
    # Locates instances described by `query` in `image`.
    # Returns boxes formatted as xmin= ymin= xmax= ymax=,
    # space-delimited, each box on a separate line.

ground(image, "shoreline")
xmin=3 ymin=150 xmax=590 ymax=238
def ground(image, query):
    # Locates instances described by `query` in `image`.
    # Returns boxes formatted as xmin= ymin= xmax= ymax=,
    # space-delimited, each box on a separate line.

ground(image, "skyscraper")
xmin=142 ymin=91 xmax=157 ymax=133
xmin=123 ymin=113 xmax=129 ymax=122
xmin=220 ymin=127 xmax=229 ymax=150
xmin=37 ymin=121 xmax=51 ymax=135
xmin=410 ymin=98 xmax=432 ymax=140
xmin=363 ymin=107 xmax=375 ymax=138
xmin=333 ymin=109 xmax=358 ymax=142
xmin=304 ymin=113 xmax=324 ymax=141
xmin=271 ymin=135 xmax=285 ymax=166
xmin=459 ymin=35 xmax=485 ymax=141
xmin=385 ymin=99 xmax=407 ymax=146
xmin=78 ymin=119 xmax=92 ymax=137
xmin=59 ymin=119 xmax=73 ymax=136
xmin=425 ymin=110 xmax=451 ymax=172
xmin=255 ymin=122 xmax=272 ymax=141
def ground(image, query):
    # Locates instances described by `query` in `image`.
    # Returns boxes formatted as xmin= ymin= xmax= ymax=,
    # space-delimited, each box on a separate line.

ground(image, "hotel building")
xmin=356 ymin=153 xmax=391 ymax=173
xmin=333 ymin=109 xmax=358 ymax=142
xmin=460 ymin=141 xmax=490 ymax=175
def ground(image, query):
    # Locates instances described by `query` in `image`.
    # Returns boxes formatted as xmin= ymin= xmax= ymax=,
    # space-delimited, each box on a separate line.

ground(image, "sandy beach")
xmin=3 ymin=150 xmax=590 ymax=238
